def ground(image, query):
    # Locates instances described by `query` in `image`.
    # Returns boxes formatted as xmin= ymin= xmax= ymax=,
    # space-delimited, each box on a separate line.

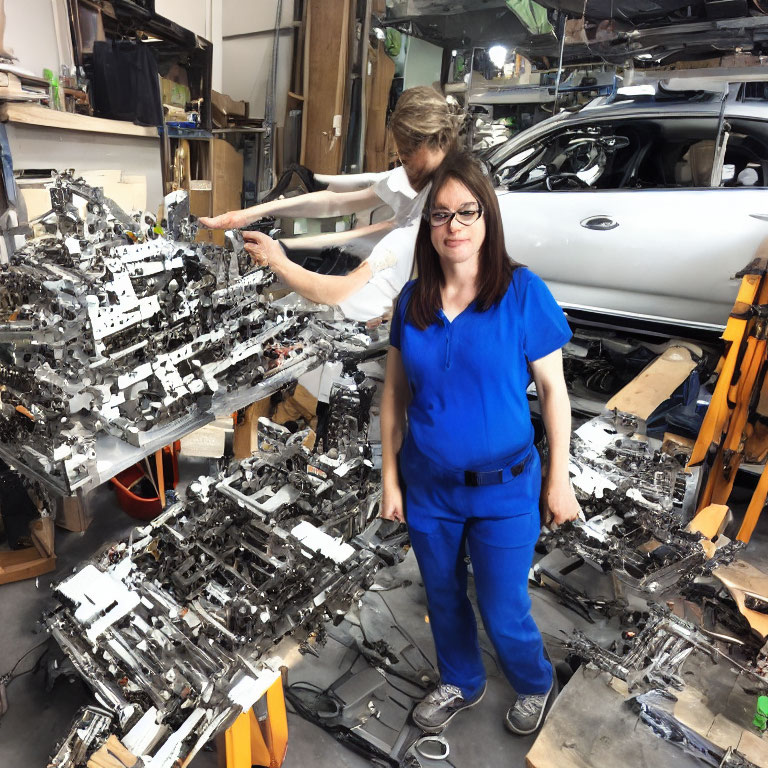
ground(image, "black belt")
xmin=464 ymin=454 xmax=530 ymax=487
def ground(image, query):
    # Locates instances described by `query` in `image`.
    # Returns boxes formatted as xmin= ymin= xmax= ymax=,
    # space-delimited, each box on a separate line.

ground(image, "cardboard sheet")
xmin=714 ymin=559 xmax=768 ymax=639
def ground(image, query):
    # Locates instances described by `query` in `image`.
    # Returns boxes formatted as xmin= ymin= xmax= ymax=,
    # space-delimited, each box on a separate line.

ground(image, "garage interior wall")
xmin=4 ymin=0 xmax=71 ymax=79
xmin=5 ymin=0 xmax=293 ymax=128
xmin=155 ymin=0 xmax=224 ymax=93
xmin=220 ymin=0 xmax=294 ymax=127
xmin=158 ymin=0 xmax=295 ymax=128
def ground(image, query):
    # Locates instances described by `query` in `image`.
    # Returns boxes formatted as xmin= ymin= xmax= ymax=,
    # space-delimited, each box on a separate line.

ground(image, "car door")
xmin=494 ymin=112 xmax=768 ymax=331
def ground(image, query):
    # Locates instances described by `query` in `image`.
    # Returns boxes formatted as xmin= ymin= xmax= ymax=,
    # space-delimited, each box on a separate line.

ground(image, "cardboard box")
xmin=233 ymin=397 xmax=273 ymax=459
xmin=565 ymin=18 xmax=587 ymax=44
xmin=211 ymin=90 xmax=248 ymax=127
xmin=180 ymin=418 xmax=231 ymax=458
xmin=160 ymin=76 xmax=190 ymax=108
xmin=56 ymin=494 xmax=91 ymax=532
xmin=211 ymin=138 xmax=244 ymax=215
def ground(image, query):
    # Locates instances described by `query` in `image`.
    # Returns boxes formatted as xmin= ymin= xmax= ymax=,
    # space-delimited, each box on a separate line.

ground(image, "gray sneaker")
xmin=412 ymin=682 xmax=486 ymax=733
xmin=504 ymin=681 xmax=555 ymax=735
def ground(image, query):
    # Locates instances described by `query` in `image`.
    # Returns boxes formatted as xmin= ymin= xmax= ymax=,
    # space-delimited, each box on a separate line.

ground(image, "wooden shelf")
xmin=0 ymin=103 xmax=158 ymax=138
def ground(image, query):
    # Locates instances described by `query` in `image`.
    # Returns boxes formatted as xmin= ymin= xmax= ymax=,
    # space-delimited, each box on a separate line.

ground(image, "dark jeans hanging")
xmin=90 ymin=39 xmax=164 ymax=126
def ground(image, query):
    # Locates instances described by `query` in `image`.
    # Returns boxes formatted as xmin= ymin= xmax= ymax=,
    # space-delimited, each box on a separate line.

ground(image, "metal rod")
xmin=553 ymin=13 xmax=568 ymax=113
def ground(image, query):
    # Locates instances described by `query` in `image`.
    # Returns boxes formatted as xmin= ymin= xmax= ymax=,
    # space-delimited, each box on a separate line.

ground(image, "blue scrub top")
xmin=390 ymin=267 xmax=572 ymax=472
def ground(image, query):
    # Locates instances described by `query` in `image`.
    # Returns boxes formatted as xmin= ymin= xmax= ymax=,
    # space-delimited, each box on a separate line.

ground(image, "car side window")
xmin=720 ymin=120 xmax=768 ymax=188
xmin=498 ymin=125 xmax=637 ymax=190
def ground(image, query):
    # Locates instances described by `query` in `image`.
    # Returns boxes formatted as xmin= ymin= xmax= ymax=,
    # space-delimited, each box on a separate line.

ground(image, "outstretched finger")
xmin=198 ymin=215 xmax=227 ymax=229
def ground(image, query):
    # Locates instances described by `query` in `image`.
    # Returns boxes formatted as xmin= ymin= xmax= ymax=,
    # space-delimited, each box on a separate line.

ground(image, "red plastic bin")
xmin=110 ymin=443 xmax=180 ymax=521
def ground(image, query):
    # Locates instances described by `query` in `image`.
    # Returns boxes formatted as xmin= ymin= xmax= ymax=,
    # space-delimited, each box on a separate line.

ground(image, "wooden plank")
xmin=302 ymin=0 xmax=350 ymax=174
xmin=737 ymin=730 xmax=768 ymax=767
xmin=364 ymin=41 xmax=395 ymax=172
xmin=606 ymin=345 xmax=697 ymax=420
xmin=0 ymin=103 xmax=158 ymax=138
xmin=299 ymin=0 xmax=311 ymax=165
xmin=0 ymin=548 xmax=56 ymax=585
xmin=292 ymin=0 xmax=307 ymax=97
xmin=30 ymin=517 xmax=55 ymax=559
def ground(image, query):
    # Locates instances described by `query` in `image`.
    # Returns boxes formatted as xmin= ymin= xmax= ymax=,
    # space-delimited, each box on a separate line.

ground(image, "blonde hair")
xmin=390 ymin=86 xmax=460 ymax=158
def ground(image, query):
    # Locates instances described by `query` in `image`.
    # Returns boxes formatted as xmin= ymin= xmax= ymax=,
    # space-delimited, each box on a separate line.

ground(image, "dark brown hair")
xmin=390 ymin=86 xmax=460 ymax=158
xmin=407 ymin=151 xmax=521 ymax=330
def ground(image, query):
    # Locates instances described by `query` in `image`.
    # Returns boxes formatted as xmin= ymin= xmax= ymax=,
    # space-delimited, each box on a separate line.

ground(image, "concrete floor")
xmin=0 ymin=458 xmax=763 ymax=768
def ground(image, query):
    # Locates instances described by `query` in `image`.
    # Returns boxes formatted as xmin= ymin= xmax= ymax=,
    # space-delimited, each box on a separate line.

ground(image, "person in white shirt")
xmin=200 ymin=86 xmax=460 ymax=320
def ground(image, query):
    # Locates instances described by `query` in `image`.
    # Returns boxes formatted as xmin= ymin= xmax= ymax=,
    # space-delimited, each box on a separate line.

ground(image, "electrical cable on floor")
xmin=284 ymin=680 xmax=398 ymax=767
xmin=373 ymin=590 xmax=436 ymax=672
xmin=0 ymin=640 xmax=50 ymax=721
xmin=379 ymin=670 xmax=424 ymax=700
xmin=0 ymin=639 xmax=50 ymax=685
xmin=286 ymin=582 xmax=446 ymax=766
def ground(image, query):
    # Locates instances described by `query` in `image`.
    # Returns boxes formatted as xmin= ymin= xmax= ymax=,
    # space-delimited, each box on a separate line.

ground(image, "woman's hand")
xmin=242 ymin=231 xmax=291 ymax=275
xmin=542 ymin=477 xmax=581 ymax=528
xmin=198 ymin=209 xmax=252 ymax=230
xmin=380 ymin=481 xmax=405 ymax=523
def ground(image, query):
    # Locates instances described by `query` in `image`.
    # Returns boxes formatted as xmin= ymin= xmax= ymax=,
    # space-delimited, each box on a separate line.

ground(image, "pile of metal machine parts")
xmin=533 ymin=411 xmax=768 ymax=766
xmin=0 ymin=171 xmax=404 ymax=766
xmin=0 ymin=174 xmax=377 ymax=493
xmin=45 ymin=371 xmax=404 ymax=768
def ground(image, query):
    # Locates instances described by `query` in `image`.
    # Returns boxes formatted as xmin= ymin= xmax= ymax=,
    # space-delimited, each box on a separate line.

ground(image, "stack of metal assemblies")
xmin=0 ymin=174 xmax=331 ymax=492
xmin=568 ymin=604 xmax=745 ymax=691
xmin=568 ymin=605 xmax=768 ymax=767
xmin=45 ymin=371 xmax=407 ymax=767
xmin=538 ymin=416 xmax=714 ymax=595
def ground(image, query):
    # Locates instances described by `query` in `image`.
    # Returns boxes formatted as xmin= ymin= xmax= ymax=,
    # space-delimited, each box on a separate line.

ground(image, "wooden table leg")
xmin=155 ymin=449 xmax=165 ymax=509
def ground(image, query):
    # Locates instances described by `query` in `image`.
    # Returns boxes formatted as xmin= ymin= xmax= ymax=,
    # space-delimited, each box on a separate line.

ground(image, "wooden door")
xmin=301 ymin=0 xmax=351 ymax=174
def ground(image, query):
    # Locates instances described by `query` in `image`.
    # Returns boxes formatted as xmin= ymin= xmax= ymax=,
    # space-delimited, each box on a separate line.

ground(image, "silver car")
xmin=487 ymin=85 xmax=768 ymax=332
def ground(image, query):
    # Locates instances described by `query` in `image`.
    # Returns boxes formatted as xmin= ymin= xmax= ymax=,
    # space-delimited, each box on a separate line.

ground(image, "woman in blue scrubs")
xmin=380 ymin=151 xmax=581 ymax=736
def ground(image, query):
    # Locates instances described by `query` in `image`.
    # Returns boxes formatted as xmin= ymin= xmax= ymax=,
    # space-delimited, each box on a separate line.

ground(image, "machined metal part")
xmin=567 ymin=603 xmax=767 ymax=694
xmin=538 ymin=417 xmax=715 ymax=597
xmin=631 ymin=690 xmax=761 ymax=768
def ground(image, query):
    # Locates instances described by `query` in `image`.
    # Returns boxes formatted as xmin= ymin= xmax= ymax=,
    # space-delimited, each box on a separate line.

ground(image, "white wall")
xmin=155 ymin=0 xmax=223 ymax=91
xmin=221 ymin=0 xmax=294 ymax=36
xmin=156 ymin=0 xmax=208 ymax=38
xmin=221 ymin=0 xmax=294 ymax=125
xmin=3 ymin=0 xmax=294 ymax=122
xmin=4 ymin=0 xmax=69 ymax=78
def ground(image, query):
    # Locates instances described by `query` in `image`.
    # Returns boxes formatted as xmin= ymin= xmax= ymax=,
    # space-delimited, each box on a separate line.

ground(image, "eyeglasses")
xmin=425 ymin=206 xmax=483 ymax=228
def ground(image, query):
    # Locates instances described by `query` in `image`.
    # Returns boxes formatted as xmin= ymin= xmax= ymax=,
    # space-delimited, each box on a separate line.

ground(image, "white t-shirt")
xmin=300 ymin=170 xmax=427 ymax=398
xmin=372 ymin=166 xmax=430 ymax=228
xmin=335 ymin=168 xmax=429 ymax=321
xmin=337 ymin=222 xmax=420 ymax=321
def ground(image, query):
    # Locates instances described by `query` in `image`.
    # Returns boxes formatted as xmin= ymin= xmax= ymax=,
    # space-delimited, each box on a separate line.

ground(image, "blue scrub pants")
xmin=400 ymin=439 xmax=552 ymax=699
